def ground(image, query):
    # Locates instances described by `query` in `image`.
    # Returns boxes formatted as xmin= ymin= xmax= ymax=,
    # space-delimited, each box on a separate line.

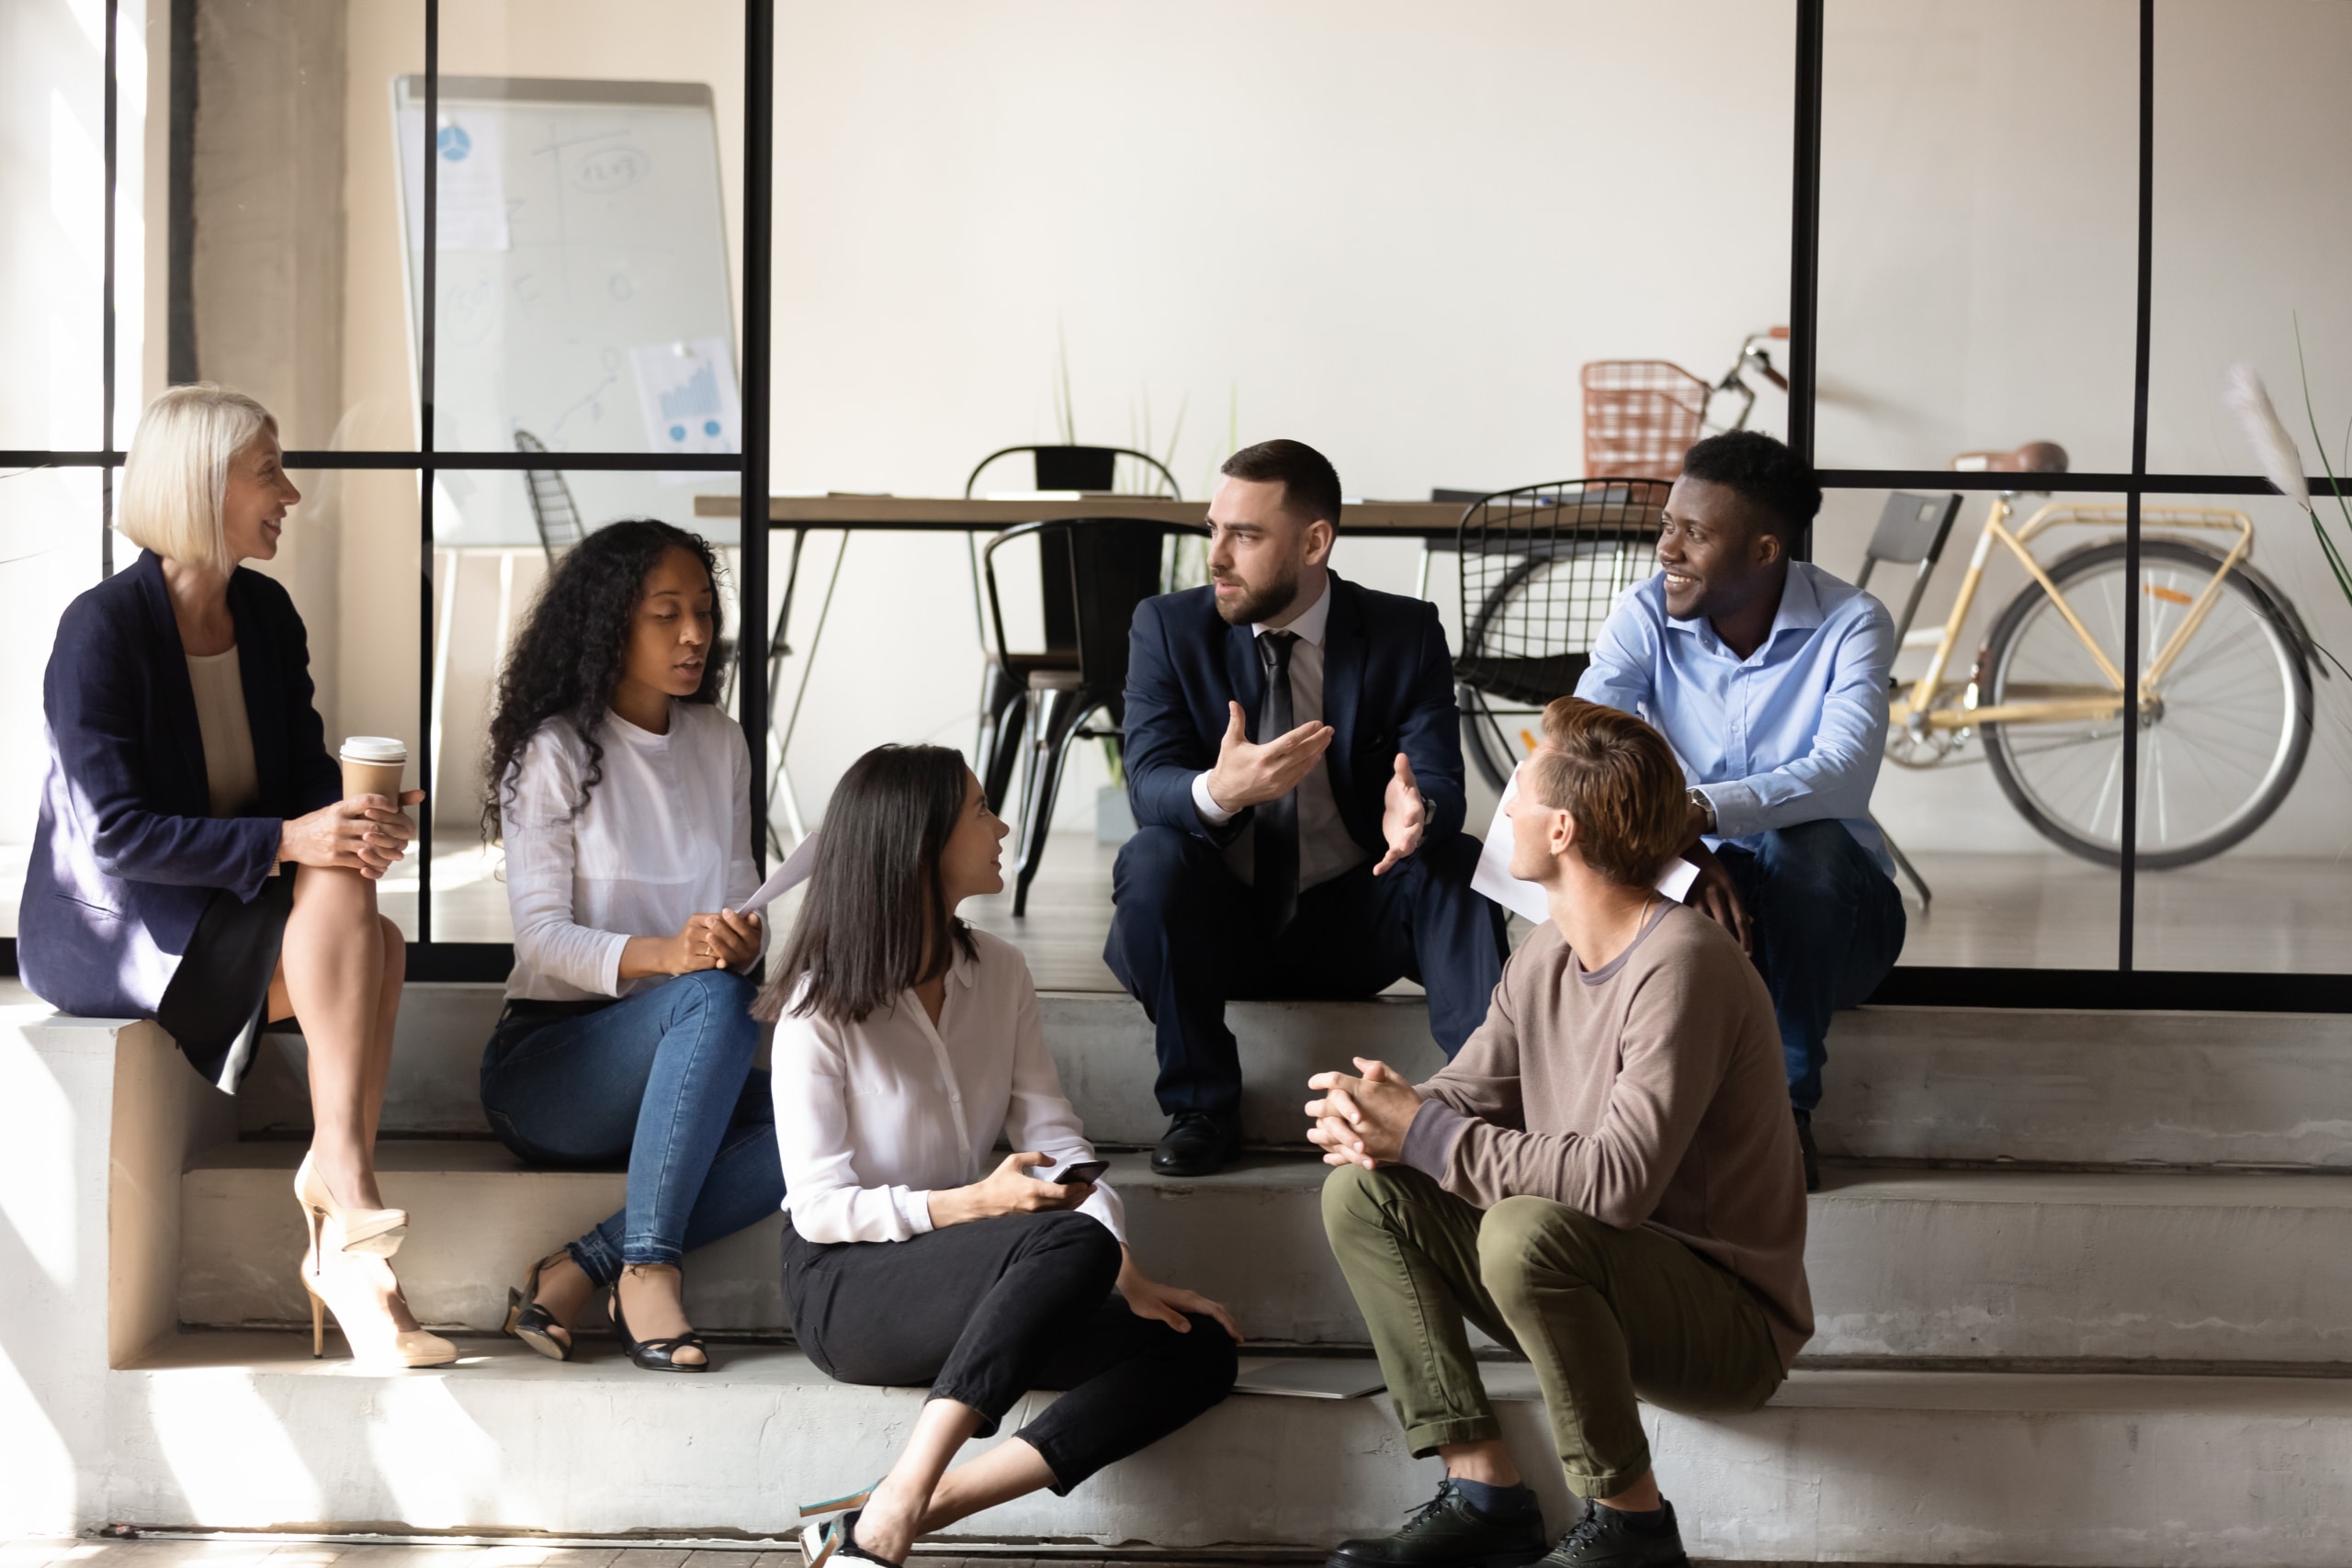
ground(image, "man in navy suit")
xmin=1107 ymin=439 xmax=1507 ymax=1177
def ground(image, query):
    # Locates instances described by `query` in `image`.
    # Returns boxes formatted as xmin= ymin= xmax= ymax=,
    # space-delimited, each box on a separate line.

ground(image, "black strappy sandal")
xmin=609 ymin=1276 xmax=711 ymax=1373
xmin=800 ymin=1507 xmax=902 ymax=1568
xmin=502 ymin=1249 xmax=574 ymax=1362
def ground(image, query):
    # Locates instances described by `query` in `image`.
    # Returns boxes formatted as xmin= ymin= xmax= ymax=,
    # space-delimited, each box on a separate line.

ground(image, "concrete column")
xmin=187 ymin=0 xmax=350 ymax=735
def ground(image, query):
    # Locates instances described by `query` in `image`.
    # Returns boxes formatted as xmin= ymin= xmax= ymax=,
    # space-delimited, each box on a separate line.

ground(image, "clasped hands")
xmin=1306 ymin=1056 xmax=1426 ymax=1168
xmin=1204 ymin=701 xmax=1429 ymax=874
xmin=279 ymin=790 xmax=427 ymax=881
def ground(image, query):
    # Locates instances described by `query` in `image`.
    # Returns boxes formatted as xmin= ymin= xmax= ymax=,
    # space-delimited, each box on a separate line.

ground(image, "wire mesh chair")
xmin=963 ymin=446 xmax=1182 ymax=816
xmin=513 ymin=430 xmax=587 ymax=558
xmin=1453 ymin=479 xmax=1671 ymax=790
xmin=1580 ymin=362 xmax=1711 ymax=480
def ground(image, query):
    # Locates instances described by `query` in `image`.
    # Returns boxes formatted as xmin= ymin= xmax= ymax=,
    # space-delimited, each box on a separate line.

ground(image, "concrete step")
xmin=240 ymin=986 xmax=2352 ymax=1167
xmin=105 ymin=1331 xmax=2352 ymax=1565
xmin=181 ymin=1143 xmax=2352 ymax=1365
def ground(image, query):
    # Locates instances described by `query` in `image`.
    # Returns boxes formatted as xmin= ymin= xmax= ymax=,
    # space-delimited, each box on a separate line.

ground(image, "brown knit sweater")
xmin=1400 ymin=902 xmax=1815 ymax=1367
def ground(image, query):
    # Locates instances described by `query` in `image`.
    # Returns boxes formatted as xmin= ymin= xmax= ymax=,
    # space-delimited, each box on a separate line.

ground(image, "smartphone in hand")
xmin=1035 ymin=1157 xmax=1109 ymax=1187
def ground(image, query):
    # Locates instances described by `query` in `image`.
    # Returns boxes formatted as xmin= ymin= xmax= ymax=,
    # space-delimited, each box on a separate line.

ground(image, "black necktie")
xmin=1256 ymin=630 xmax=1300 ymax=933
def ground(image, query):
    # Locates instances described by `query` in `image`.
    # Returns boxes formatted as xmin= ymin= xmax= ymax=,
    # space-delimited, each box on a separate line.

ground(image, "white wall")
xmin=759 ymin=0 xmax=1795 ymax=832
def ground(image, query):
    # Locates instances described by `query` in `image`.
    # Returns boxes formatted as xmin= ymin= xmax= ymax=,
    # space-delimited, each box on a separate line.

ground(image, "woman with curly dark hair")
xmin=479 ymin=519 xmax=780 ymax=1373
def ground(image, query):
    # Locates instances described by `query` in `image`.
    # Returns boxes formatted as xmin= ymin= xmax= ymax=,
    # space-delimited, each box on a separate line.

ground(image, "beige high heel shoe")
xmin=300 ymin=1207 xmax=458 ymax=1370
xmin=295 ymin=1149 xmax=408 ymax=1258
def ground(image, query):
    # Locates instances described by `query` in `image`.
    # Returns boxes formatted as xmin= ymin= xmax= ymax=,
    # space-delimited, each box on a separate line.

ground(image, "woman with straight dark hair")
xmin=480 ymin=519 xmax=781 ymax=1372
xmin=768 ymin=744 xmax=1239 ymax=1567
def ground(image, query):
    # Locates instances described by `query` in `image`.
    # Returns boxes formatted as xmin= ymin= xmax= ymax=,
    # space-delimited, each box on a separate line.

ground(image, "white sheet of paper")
xmin=1472 ymin=770 xmax=1702 ymax=927
xmin=399 ymin=108 xmax=511 ymax=251
xmin=736 ymin=830 xmax=821 ymax=913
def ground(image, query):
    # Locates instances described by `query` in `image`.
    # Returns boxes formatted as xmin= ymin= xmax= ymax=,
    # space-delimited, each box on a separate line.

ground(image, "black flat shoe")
xmin=1327 ymin=1478 xmax=1547 ymax=1568
xmin=609 ymin=1280 xmax=710 ymax=1373
xmin=1534 ymin=1499 xmax=1690 ymax=1568
xmin=1152 ymin=1110 xmax=1243 ymax=1177
xmin=502 ymin=1249 xmax=574 ymax=1362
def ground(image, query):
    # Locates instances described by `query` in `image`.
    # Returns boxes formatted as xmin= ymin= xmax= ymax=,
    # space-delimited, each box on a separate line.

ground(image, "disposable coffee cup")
xmin=340 ymin=736 xmax=408 ymax=803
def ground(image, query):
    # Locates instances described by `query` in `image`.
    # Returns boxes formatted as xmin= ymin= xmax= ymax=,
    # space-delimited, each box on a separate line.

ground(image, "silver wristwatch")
xmin=1687 ymin=787 xmax=1717 ymax=833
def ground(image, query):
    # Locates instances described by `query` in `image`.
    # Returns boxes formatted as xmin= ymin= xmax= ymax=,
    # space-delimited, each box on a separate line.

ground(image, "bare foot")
xmin=311 ymin=1144 xmax=389 ymax=1213
xmin=616 ymin=1263 xmax=706 ymax=1367
xmin=526 ymin=1250 xmax=594 ymax=1351
xmin=851 ymin=1481 xmax=922 ymax=1564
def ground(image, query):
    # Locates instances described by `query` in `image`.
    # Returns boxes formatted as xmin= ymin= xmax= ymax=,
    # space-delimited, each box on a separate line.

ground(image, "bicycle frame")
xmin=1893 ymin=499 xmax=2256 ymax=735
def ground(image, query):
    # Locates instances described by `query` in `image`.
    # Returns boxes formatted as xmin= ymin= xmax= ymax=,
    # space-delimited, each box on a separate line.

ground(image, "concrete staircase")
xmin=9 ymin=981 xmax=2352 ymax=1563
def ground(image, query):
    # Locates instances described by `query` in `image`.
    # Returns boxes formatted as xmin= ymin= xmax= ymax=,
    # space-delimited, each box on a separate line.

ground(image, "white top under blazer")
xmin=499 ymin=702 xmax=758 ymax=1000
xmin=771 ymin=927 xmax=1125 ymax=1247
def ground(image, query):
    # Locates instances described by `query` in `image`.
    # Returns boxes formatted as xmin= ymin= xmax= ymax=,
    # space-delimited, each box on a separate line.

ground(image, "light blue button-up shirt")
xmin=1575 ymin=560 xmax=1896 ymax=874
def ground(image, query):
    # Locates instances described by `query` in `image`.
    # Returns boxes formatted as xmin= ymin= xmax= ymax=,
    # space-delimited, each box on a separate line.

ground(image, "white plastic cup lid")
xmin=340 ymin=736 xmax=408 ymax=762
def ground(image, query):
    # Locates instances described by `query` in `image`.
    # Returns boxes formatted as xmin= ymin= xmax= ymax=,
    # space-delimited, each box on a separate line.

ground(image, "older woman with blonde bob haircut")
xmin=18 ymin=383 xmax=450 ymax=1370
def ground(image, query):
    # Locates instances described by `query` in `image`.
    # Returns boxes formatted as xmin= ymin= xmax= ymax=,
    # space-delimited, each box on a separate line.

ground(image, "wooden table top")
xmin=694 ymin=492 xmax=1471 ymax=536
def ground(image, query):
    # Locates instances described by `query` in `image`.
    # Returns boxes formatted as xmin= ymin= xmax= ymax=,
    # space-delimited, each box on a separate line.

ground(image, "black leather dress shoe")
xmin=1327 ymin=1479 xmax=1548 ymax=1568
xmin=1793 ymin=1108 xmax=1821 ymax=1193
xmin=1534 ymin=1499 xmax=1689 ymax=1568
xmin=1151 ymin=1111 xmax=1243 ymax=1177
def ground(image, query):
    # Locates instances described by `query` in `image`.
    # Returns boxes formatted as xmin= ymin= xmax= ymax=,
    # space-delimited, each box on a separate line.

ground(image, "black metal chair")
xmin=1853 ymin=491 xmax=1964 ymax=910
xmin=514 ymin=430 xmax=587 ymax=558
xmin=1453 ymin=479 xmax=1671 ymax=791
xmin=980 ymin=515 xmax=1204 ymax=915
xmin=963 ymin=446 xmax=1182 ymax=815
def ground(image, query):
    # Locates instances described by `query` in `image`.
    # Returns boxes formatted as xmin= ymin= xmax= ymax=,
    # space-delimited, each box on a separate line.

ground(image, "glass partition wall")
xmin=5 ymin=0 xmax=2346 ymax=1007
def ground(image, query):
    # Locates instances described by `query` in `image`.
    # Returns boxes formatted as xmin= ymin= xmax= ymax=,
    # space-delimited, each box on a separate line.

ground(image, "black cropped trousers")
xmin=782 ymin=1208 xmax=1236 ymax=1493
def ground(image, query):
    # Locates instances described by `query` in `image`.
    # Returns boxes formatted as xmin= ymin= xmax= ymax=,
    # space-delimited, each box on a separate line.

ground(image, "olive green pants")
xmin=1322 ymin=1164 xmax=1784 ymax=1496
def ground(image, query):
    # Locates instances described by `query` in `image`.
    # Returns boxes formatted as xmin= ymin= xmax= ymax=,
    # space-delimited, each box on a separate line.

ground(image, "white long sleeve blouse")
xmin=499 ymin=703 xmax=758 ymax=1000
xmin=771 ymin=927 xmax=1125 ymax=1247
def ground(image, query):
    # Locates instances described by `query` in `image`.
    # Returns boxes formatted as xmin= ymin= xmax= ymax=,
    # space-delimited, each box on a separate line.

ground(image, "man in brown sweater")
xmin=1306 ymin=697 xmax=1811 ymax=1568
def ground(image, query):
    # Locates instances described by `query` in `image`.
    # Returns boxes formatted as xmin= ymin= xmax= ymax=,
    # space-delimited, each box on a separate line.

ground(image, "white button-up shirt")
xmin=1189 ymin=578 xmax=1371 ymax=890
xmin=771 ymin=928 xmax=1125 ymax=1247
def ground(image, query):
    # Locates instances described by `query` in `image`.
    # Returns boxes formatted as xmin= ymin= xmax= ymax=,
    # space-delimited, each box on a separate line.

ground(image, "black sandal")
xmin=502 ymin=1249 xmax=574 ymax=1362
xmin=801 ymin=1508 xmax=902 ymax=1568
xmin=609 ymin=1278 xmax=710 ymax=1373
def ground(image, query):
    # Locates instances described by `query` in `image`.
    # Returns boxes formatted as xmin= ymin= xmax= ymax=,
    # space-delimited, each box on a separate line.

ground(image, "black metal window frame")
xmin=4 ymin=0 xmax=2346 ymax=1008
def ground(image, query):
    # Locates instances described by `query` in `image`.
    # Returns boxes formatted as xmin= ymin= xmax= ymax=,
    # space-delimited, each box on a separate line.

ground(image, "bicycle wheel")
xmin=1980 ymin=538 xmax=2312 ymax=868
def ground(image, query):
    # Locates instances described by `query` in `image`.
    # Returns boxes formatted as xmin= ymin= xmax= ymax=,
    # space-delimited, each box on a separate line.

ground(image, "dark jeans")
xmin=1713 ymin=819 xmax=1906 ymax=1112
xmin=782 ymin=1210 xmax=1237 ymax=1494
xmin=480 ymin=969 xmax=783 ymax=1287
xmin=1102 ymin=825 xmax=1508 ymax=1118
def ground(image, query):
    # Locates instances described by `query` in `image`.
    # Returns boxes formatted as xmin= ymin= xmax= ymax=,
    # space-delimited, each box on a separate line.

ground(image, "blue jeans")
xmin=1712 ymin=820 xmax=1906 ymax=1113
xmin=479 ymin=969 xmax=783 ymax=1286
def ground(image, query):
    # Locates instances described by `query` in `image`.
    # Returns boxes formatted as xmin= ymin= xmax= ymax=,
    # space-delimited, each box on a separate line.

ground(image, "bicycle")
xmin=1886 ymin=444 xmax=2317 ymax=868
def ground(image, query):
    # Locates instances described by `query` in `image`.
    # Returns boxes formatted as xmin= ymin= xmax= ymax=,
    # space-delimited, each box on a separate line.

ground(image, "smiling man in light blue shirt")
xmin=1577 ymin=431 xmax=1905 ymax=1189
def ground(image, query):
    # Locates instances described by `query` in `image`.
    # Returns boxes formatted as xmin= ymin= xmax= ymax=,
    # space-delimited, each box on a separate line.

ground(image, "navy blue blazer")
xmin=1121 ymin=571 xmax=1468 ymax=855
xmin=18 ymin=551 xmax=341 ymax=1019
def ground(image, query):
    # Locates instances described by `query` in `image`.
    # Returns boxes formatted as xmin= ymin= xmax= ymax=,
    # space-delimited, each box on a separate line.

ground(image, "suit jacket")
xmin=18 ymin=551 xmax=342 ymax=1019
xmin=1121 ymin=571 xmax=1468 ymax=857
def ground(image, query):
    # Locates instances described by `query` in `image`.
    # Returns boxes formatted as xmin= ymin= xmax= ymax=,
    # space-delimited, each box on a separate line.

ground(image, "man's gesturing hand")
xmin=1306 ymin=1057 xmax=1424 ymax=1168
xmin=1373 ymin=752 xmax=1427 ymax=874
xmin=1204 ymin=700 xmax=1333 ymax=813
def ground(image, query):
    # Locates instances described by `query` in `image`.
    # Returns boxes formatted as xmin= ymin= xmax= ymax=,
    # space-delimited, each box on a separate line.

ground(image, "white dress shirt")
xmin=499 ymin=702 xmax=758 ymax=1000
xmin=771 ymin=928 xmax=1125 ymax=1247
xmin=1189 ymin=578 xmax=1370 ymax=890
